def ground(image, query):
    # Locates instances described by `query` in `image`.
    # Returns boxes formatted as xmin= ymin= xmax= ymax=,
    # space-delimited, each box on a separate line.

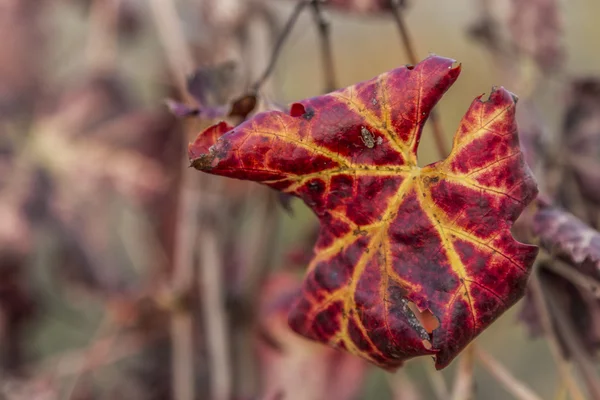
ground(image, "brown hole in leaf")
xmin=407 ymin=302 xmax=440 ymax=334
xmin=405 ymin=64 xmax=415 ymax=70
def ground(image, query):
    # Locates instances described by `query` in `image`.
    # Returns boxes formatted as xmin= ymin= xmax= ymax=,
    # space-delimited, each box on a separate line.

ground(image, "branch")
xmin=528 ymin=273 xmax=586 ymax=400
xmin=451 ymin=344 xmax=475 ymax=400
xmin=476 ymin=348 xmax=543 ymax=400
xmin=389 ymin=0 xmax=449 ymax=158
xmin=542 ymin=275 xmax=600 ymax=399
xmin=199 ymin=222 xmax=232 ymax=400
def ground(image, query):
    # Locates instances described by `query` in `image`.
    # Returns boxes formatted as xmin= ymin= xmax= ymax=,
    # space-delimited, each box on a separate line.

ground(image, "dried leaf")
xmin=520 ymin=267 xmax=600 ymax=357
xmin=509 ymin=0 xmax=564 ymax=72
xmin=533 ymin=205 xmax=600 ymax=277
xmin=190 ymin=55 xmax=538 ymax=369
xmin=168 ymin=62 xmax=257 ymax=121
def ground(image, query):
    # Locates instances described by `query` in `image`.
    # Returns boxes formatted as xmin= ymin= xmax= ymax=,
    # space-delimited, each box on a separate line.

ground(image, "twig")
xmin=309 ymin=0 xmax=337 ymax=92
xmin=389 ymin=0 xmax=449 ymax=158
xmin=199 ymin=221 xmax=232 ymax=400
xmin=421 ymin=359 xmax=450 ymax=400
xmin=388 ymin=369 xmax=422 ymax=400
xmin=148 ymin=2 xmax=199 ymax=400
xmin=541 ymin=258 xmax=600 ymax=298
xmin=63 ymin=315 xmax=115 ymax=400
xmin=148 ymin=0 xmax=194 ymax=98
xmin=229 ymin=188 xmax=281 ymax=395
xmin=36 ymin=331 xmax=163 ymax=378
xmin=476 ymin=348 xmax=543 ymax=400
xmin=451 ymin=344 xmax=475 ymax=400
xmin=542 ymin=276 xmax=600 ymax=399
xmin=529 ymin=273 xmax=586 ymax=400
xmin=86 ymin=0 xmax=120 ymax=73
xmin=251 ymin=0 xmax=310 ymax=93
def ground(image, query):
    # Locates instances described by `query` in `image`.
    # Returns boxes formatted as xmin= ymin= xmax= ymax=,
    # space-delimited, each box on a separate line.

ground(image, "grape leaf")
xmin=256 ymin=272 xmax=366 ymax=400
xmin=189 ymin=55 xmax=539 ymax=369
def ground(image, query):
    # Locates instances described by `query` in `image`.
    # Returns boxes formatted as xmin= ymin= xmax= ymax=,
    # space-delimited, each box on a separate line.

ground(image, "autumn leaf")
xmin=189 ymin=55 xmax=539 ymax=369
xmin=256 ymin=272 xmax=366 ymax=400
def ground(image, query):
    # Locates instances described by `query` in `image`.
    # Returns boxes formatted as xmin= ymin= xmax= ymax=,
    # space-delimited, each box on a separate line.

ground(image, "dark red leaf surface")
xmin=256 ymin=272 xmax=366 ymax=400
xmin=189 ymin=56 xmax=538 ymax=369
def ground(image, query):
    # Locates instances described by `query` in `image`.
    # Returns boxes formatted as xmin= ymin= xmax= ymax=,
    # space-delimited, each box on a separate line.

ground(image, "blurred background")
xmin=1 ymin=0 xmax=600 ymax=399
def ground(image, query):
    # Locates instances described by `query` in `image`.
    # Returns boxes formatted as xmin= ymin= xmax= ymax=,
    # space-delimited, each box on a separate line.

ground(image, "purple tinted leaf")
xmin=533 ymin=205 xmax=600 ymax=277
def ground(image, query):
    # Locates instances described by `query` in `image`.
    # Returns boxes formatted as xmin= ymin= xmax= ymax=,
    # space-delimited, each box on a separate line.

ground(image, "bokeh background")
xmin=1 ymin=0 xmax=599 ymax=399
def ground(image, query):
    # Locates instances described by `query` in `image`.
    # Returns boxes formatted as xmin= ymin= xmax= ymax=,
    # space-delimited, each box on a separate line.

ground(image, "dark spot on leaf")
xmin=308 ymin=179 xmax=325 ymax=194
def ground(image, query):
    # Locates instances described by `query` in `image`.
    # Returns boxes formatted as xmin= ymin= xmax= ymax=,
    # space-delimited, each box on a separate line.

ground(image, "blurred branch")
xmin=422 ymin=359 xmax=450 ymax=400
xmin=529 ymin=272 xmax=586 ymax=400
xmin=451 ymin=344 xmax=475 ymax=400
xmin=149 ymin=2 xmax=200 ymax=399
xmin=37 ymin=331 xmax=163 ymax=379
xmin=389 ymin=0 xmax=448 ymax=158
xmin=251 ymin=0 xmax=309 ymax=94
xmin=309 ymin=0 xmax=337 ymax=92
xmin=388 ymin=370 xmax=422 ymax=400
xmin=252 ymin=0 xmax=337 ymax=94
xmin=148 ymin=0 xmax=194 ymax=98
xmin=542 ymin=275 xmax=600 ymax=399
xmin=199 ymin=221 xmax=232 ymax=400
xmin=541 ymin=258 xmax=600 ymax=298
xmin=62 ymin=315 xmax=115 ymax=399
xmin=86 ymin=0 xmax=120 ymax=73
xmin=476 ymin=348 xmax=543 ymax=400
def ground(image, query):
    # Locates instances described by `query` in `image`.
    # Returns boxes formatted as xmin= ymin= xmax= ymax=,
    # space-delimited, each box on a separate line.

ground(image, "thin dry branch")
xmin=389 ymin=0 xmax=449 ymax=158
xmin=542 ymin=277 xmax=600 ymax=399
xmin=252 ymin=0 xmax=337 ymax=94
xmin=252 ymin=0 xmax=309 ymax=93
xmin=529 ymin=272 xmax=586 ymax=400
xmin=148 ymin=0 xmax=194 ymax=98
xmin=148 ymin=2 xmax=199 ymax=399
xmin=542 ymin=258 xmax=600 ymax=298
xmin=388 ymin=369 xmax=422 ymax=400
xmin=451 ymin=344 xmax=475 ymax=400
xmin=476 ymin=348 xmax=543 ymax=400
xmin=421 ymin=359 xmax=450 ymax=400
xmin=86 ymin=0 xmax=121 ymax=73
xmin=199 ymin=223 xmax=232 ymax=400
xmin=309 ymin=0 xmax=337 ymax=92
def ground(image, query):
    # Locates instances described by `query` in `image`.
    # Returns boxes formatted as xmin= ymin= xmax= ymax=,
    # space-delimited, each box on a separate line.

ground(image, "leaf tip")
xmin=187 ymin=121 xmax=233 ymax=167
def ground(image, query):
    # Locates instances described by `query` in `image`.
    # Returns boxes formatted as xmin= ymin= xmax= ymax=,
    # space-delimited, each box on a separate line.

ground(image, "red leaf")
xmin=256 ymin=272 xmax=367 ymax=400
xmin=190 ymin=55 xmax=538 ymax=369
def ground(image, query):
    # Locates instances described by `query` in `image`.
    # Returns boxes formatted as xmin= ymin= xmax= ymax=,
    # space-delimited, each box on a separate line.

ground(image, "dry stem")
xmin=389 ymin=0 xmax=449 ymax=158
xmin=451 ymin=344 xmax=475 ymax=400
xmin=476 ymin=348 xmax=543 ymax=400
